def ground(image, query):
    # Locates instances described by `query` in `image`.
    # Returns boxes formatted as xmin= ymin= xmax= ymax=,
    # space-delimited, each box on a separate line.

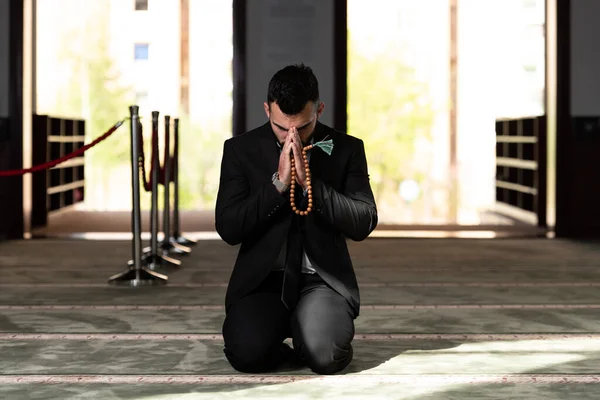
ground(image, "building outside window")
xmin=134 ymin=43 xmax=149 ymax=61
xmin=135 ymin=0 xmax=148 ymax=11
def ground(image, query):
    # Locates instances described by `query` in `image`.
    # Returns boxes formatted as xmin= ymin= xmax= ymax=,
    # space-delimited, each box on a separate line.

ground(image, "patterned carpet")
xmin=0 ymin=237 xmax=600 ymax=399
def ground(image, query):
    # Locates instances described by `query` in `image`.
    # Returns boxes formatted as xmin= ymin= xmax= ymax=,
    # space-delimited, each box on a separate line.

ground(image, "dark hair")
xmin=267 ymin=63 xmax=319 ymax=115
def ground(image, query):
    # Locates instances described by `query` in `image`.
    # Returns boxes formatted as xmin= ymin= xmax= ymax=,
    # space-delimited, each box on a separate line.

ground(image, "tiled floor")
xmin=0 ymin=237 xmax=599 ymax=399
xmin=36 ymin=209 xmax=541 ymax=235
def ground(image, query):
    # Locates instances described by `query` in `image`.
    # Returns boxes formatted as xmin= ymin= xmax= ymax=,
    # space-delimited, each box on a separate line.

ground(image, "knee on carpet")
xmin=223 ymin=341 xmax=282 ymax=373
xmin=299 ymin=338 xmax=354 ymax=375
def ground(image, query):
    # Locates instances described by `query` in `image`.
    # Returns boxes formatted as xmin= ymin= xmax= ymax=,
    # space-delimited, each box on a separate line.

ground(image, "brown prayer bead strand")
xmin=289 ymin=144 xmax=313 ymax=216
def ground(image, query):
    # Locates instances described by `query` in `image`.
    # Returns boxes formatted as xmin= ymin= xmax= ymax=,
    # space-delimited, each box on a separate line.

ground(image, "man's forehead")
xmin=269 ymin=101 xmax=317 ymax=130
xmin=272 ymin=117 xmax=313 ymax=130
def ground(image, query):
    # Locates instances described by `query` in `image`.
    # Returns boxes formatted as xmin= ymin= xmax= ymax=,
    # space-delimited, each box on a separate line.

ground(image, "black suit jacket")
xmin=215 ymin=121 xmax=378 ymax=318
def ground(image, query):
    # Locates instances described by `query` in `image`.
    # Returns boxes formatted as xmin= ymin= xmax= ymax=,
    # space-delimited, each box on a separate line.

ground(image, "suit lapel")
xmin=309 ymin=122 xmax=333 ymax=182
xmin=256 ymin=123 xmax=281 ymax=175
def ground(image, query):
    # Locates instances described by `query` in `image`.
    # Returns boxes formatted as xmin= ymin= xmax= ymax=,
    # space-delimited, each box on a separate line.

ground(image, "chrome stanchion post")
xmin=160 ymin=115 xmax=191 ymax=256
xmin=172 ymin=117 xmax=196 ymax=246
xmin=140 ymin=111 xmax=181 ymax=268
xmin=109 ymin=105 xmax=168 ymax=286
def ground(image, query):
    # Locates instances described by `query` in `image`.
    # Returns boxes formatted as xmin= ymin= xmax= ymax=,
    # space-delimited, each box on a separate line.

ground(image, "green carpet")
xmin=0 ymin=237 xmax=600 ymax=399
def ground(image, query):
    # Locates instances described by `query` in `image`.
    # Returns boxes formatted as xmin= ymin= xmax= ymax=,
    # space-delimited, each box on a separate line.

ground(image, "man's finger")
xmin=293 ymin=135 xmax=301 ymax=149
xmin=292 ymin=145 xmax=303 ymax=168
xmin=293 ymin=131 xmax=302 ymax=148
xmin=285 ymin=128 xmax=294 ymax=144
xmin=292 ymin=141 xmax=301 ymax=160
xmin=290 ymin=128 xmax=298 ymax=142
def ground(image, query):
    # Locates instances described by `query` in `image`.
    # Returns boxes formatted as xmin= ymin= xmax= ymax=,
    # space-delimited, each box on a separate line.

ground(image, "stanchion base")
xmin=173 ymin=234 xmax=197 ymax=246
xmin=129 ymin=252 xmax=182 ymax=269
xmin=160 ymin=241 xmax=192 ymax=256
xmin=142 ymin=247 xmax=182 ymax=264
xmin=108 ymin=265 xmax=168 ymax=287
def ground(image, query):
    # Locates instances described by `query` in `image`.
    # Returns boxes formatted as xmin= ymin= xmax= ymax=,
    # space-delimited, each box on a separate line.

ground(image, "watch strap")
xmin=272 ymin=172 xmax=289 ymax=192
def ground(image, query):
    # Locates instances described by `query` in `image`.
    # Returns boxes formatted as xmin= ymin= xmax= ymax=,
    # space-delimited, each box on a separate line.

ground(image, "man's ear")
xmin=263 ymin=102 xmax=270 ymax=119
xmin=317 ymin=102 xmax=325 ymax=118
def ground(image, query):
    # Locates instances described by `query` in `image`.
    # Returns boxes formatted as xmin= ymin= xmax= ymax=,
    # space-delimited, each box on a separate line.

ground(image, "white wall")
xmin=570 ymin=0 xmax=600 ymax=116
xmin=245 ymin=0 xmax=335 ymax=130
xmin=36 ymin=0 xmax=181 ymax=118
xmin=457 ymin=0 xmax=511 ymax=217
xmin=0 ymin=0 xmax=9 ymax=117
xmin=188 ymin=0 xmax=232 ymax=128
xmin=110 ymin=0 xmax=180 ymax=117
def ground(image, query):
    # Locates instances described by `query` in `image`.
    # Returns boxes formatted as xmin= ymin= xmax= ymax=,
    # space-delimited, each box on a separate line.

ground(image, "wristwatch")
xmin=272 ymin=172 xmax=289 ymax=193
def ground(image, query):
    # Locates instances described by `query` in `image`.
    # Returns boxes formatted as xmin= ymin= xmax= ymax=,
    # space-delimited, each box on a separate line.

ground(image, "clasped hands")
xmin=278 ymin=127 xmax=308 ymax=191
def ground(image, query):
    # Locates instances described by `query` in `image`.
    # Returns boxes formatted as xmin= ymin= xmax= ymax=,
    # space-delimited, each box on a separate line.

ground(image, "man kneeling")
xmin=215 ymin=64 xmax=378 ymax=375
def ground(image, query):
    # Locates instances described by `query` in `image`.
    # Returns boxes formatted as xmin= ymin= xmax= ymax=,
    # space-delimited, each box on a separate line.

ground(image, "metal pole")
xmin=172 ymin=117 xmax=196 ymax=246
xmin=160 ymin=115 xmax=191 ymax=256
xmin=131 ymin=106 xmax=143 ymax=280
xmin=173 ymin=118 xmax=180 ymax=237
xmin=150 ymin=111 xmax=160 ymax=256
xmin=144 ymin=112 xmax=181 ymax=268
xmin=108 ymin=105 xmax=168 ymax=286
xmin=163 ymin=115 xmax=172 ymax=244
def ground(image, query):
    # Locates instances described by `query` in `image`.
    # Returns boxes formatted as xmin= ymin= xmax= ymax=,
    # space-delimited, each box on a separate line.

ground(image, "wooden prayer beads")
xmin=289 ymin=144 xmax=313 ymax=216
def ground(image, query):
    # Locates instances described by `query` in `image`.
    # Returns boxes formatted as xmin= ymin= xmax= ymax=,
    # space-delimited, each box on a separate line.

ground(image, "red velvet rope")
xmin=1 ymin=118 xmax=172 ymax=197
xmin=0 ymin=120 xmax=126 ymax=177
xmin=172 ymin=122 xmax=178 ymax=183
xmin=155 ymin=121 xmax=174 ymax=185
xmin=138 ymin=122 xmax=160 ymax=192
xmin=160 ymin=124 xmax=172 ymax=185
xmin=138 ymin=120 xmax=176 ymax=190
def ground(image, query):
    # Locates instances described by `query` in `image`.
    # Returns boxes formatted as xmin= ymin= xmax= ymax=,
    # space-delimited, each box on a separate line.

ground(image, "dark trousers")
xmin=222 ymin=271 xmax=355 ymax=375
